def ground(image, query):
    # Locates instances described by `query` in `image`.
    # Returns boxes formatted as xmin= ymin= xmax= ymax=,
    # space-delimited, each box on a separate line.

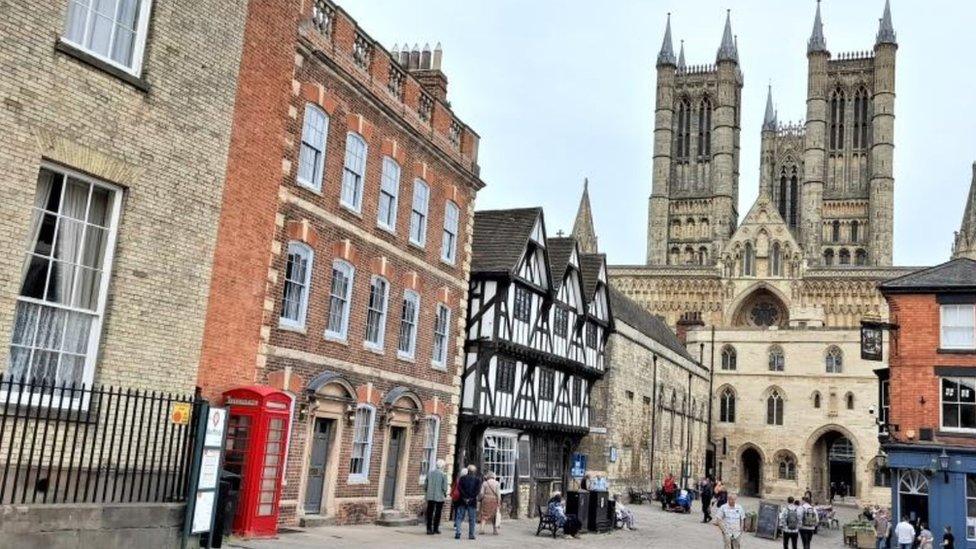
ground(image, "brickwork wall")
xmin=886 ymin=293 xmax=976 ymax=447
xmin=0 ymin=1 xmax=248 ymax=391
xmin=198 ymin=0 xmax=483 ymax=527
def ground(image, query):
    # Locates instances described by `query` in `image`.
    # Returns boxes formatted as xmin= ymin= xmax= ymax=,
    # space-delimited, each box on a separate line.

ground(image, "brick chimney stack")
xmin=398 ymin=42 xmax=448 ymax=102
xmin=675 ymin=311 xmax=704 ymax=344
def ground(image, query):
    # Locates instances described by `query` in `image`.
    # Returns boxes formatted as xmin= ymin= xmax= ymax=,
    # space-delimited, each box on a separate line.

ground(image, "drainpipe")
xmin=649 ymin=353 xmax=658 ymax=488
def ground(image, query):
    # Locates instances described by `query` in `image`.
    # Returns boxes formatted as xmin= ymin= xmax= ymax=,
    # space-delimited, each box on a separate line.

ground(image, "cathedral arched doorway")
xmin=739 ymin=447 xmax=763 ymax=497
xmin=809 ymin=429 xmax=857 ymax=502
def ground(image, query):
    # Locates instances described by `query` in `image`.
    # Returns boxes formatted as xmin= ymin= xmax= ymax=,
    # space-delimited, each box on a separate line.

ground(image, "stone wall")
xmin=582 ymin=320 xmax=710 ymax=497
xmin=0 ymin=502 xmax=183 ymax=549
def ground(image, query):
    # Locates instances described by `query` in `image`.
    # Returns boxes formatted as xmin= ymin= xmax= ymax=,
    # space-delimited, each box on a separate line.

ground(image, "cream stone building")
xmin=611 ymin=2 xmax=920 ymax=505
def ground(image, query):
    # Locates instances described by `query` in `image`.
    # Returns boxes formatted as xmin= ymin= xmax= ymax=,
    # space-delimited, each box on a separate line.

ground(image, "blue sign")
xmin=571 ymin=453 xmax=587 ymax=479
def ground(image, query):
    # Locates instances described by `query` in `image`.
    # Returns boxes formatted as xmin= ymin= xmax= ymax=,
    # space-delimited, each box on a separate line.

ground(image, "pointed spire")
xmin=677 ymin=40 xmax=686 ymax=70
xmin=763 ymin=84 xmax=777 ymax=131
xmin=876 ymin=0 xmax=897 ymax=46
xmin=808 ymin=0 xmax=827 ymax=54
xmin=572 ymin=178 xmax=599 ymax=254
xmin=657 ymin=13 xmax=677 ymax=67
xmin=716 ymin=10 xmax=737 ymax=63
xmin=952 ymin=162 xmax=976 ymax=260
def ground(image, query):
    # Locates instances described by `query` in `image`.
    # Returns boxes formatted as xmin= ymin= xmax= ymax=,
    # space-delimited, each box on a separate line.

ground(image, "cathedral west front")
xmin=611 ymin=1 xmax=917 ymax=505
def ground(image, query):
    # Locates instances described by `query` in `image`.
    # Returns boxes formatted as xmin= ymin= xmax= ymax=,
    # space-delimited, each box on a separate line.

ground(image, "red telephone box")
xmin=222 ymin=386 xmax=293 ymax=538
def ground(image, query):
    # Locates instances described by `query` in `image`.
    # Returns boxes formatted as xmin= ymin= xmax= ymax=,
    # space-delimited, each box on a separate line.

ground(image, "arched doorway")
xmin=740 ymin=447 xmax=763 ymax=497
xmin=809 ymin=429 xmax=857 ymax=502
xmin=897 ymin=470 xmax=929 ymax=526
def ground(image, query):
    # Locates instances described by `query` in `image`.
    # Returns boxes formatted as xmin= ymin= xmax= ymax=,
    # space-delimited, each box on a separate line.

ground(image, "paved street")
xmin=228 ymin=498 xmax=860 ymax=548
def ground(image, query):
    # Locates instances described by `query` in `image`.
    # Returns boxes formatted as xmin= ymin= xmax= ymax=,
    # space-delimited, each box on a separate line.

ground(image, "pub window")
xmin=482 ymin=432 xmax=517 ymax=493
xmin=967 ymin=476 xmax=976 ymax=540
xmin=941 ymin=304 xmax=976 ymax=350
xmin=942 ymin=377 xmax=976 ymax=431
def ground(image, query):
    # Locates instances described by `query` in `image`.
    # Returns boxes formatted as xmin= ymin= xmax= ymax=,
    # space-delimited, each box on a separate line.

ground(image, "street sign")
xmin=171 ymin=402 xmax=191 ymax=425
xmin=182 ymin=403 xmax=229 ymax=548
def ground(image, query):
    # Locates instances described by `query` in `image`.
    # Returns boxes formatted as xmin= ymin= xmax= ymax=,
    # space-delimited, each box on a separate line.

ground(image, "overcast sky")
xmin=344 ymin=0 xmax=976 ymax=267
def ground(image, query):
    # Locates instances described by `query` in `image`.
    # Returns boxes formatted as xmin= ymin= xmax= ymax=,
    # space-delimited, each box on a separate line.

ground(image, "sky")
xmin=342 ymin=0 xmax=976 ymax=267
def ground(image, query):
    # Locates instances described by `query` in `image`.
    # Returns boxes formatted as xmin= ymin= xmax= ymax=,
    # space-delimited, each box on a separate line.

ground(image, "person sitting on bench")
xmin=547 ymin=492 xmax=582 ymax=538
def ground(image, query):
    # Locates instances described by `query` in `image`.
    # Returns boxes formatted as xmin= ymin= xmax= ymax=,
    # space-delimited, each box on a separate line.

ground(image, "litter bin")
xmin=201 ymin=470 xmax=241 ymax=548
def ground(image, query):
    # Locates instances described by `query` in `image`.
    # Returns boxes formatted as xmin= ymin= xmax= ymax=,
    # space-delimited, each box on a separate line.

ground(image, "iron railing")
xmin=0 ymin=375 xmax=200 ymax=505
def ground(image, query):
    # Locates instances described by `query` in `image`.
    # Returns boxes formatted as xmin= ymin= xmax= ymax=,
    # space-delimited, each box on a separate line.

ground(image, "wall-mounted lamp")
xmin=938 ymin=449 xmax=950 ymax=483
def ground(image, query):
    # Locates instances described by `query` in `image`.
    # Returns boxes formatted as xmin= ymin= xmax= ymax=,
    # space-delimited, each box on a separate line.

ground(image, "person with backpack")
xmin=799 ymin=495 xmax=819 ymax=549
xmin=454 ymin=465 xmax=481 ymax=540
xmin=780 ymin=496 xmax=800 ymax=549
xmin=699 ymin=476 xmax=714 ymax=523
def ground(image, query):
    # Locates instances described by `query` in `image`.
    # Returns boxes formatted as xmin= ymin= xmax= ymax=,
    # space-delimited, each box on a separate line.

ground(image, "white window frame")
xmin=7 ymin=164 xmax=123 ymax=404
xmin=61 ymin=0 xmax=154 ymax=76
xmin=967 ymin=475 xmax=976 ymax=540
xmin=279 ymin=241 xmax=313 ymax=330
xmin=396 ymin=290 xmax=420 ymax=359
xmin=940 ymin=376 xmax=976 ymax=433
xmin=376 ymin=156 xmax=400 ymax=232
xmin=482 ymin=430 xmax=517 ymax=494
xmin=419 ymin=415 xmax=440 ymax=484
xmin=348 ymin=404 xmax=375 ymax=483
xmin=324 ymin=259 xmax=355 ymax=341
xmin=440 ymin=200 xmax=460 ymax=264
xmin=409 ymin=179 xmax=429 ymax=247
xmin=363 ymin=276 xmax=389 ymax=350
xmin=297 ymin=104 xmax=329 ymax=192
xmin=431 ymin=304 xmax=451 ymax=369
xmin=340 ymin=132 xmax=367 ymax=213
xmin=941 ymin=304 xmax=976 ymax=350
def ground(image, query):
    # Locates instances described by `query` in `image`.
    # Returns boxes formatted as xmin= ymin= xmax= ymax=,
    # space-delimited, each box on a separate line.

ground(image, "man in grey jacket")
xmin=424 ymin=459 xmax=449 ymax=535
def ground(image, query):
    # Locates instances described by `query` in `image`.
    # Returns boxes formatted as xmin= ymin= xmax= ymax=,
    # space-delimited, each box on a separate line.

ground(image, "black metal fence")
xmin=0 ymin=375 xmax=201 ymax=505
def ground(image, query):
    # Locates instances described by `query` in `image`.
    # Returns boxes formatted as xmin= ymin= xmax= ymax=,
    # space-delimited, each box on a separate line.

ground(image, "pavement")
xmin=226 ymin=497 xmax=862 ymax=548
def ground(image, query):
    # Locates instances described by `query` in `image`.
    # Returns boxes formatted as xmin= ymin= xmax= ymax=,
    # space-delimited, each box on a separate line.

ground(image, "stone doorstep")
xmin=299 ymin=514 xmax=337 ymax=527
xmin=375 ymin=509 xmax=420 ymax=527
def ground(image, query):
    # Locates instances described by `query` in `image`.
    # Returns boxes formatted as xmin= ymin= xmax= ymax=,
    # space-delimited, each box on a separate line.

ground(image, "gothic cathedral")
xmin=612 ymin=1 xmax=913 ymax=505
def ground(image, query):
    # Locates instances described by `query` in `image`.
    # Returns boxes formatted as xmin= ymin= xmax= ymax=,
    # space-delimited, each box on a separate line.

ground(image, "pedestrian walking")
xmin=699 ymin=476 xmax=714 ymax=523
xmin=799 ymin=495 xmax=818 ymax=549
xmin=942 ymin=525 xmax=955 ymax=548
xmin=779 ymin=496 xmax=800 ymax=549
xmin=872 ymin=507 xmax=890 ymax=549
xmin=714 ymin=492 xmax=745 ymax=549
xmin=918 ymin=523 xmax=934 ymax=549
xmin=424 ymin=459 xmax=449 ymax=535
xmin=454 ymin=464 xmax=481 ymax=540
xmin=478 ymin=470 xmax=501 ymax=535
xmin=715 ymin=479 xmax=728 ymax=508
xmin=894 ymin=515 xmax=916 ymax=549
xmin=449 ymin=467 xmax=466 ymax=521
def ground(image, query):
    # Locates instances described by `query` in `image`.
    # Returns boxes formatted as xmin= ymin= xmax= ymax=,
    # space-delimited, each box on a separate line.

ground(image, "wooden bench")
xmin=535 ymin=505 xmax=562 ymax=538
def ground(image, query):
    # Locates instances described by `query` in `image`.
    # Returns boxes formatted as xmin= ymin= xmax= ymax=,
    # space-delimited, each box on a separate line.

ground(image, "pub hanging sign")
xmin=860 ymin=319 xmax=897 ymax=361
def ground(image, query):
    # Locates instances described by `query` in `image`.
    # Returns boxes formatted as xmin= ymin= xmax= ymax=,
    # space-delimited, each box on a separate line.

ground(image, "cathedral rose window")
xmin=750 ymin=301 xmax=780 ymax=327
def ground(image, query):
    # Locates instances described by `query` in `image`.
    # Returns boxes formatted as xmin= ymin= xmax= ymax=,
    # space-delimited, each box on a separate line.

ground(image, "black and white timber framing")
xmin=457 ymin=207 xmax=613 ymax=516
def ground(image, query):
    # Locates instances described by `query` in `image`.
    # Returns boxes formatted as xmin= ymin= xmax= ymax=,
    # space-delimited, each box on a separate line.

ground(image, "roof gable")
xmin=471 ymin=208 xmax=544 ymax=275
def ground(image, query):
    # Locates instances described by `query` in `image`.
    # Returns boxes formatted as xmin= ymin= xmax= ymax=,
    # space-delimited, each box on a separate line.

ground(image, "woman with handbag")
xmin=479 ymin=471 xmax=501 ymax=535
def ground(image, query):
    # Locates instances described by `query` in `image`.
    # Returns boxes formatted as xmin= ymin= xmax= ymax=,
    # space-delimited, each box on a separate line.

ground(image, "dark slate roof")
xmin=579 ymin=253 xmax=606 ymax=299
xmin=608 ymin=286 xmax=695 ymax=362
xmin=546 ymin=237 xmax=577 ymax=290
xmin=879 ymin=258 xmax=976 ymax=292
xmin=471 ymin=208 xmax=542 ymax=275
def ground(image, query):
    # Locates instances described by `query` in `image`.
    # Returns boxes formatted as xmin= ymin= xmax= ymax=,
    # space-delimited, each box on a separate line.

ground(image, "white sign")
xmin=204 ymin=408 xmax=227 ymax=448
xmin=191 ymin=491 xmax=216 ymax=534
xmin=198 ymin=448 xmax=221 ymax=490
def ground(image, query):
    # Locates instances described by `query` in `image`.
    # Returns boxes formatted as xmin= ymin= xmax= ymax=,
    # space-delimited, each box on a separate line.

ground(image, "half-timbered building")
xmin=459 ymin=207 xmax=612 ymax=517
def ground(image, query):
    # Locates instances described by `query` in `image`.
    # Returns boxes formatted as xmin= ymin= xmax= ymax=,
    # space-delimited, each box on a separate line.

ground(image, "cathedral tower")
xmin=801 ymin=0 xmax=897 ymax=267
xmin=646 ymin=12 xmax=743 ymax=266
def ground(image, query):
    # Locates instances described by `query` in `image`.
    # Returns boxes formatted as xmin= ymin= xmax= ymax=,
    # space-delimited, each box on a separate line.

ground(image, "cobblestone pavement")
xmin=227 ymin=497 xmax=860 ymax=548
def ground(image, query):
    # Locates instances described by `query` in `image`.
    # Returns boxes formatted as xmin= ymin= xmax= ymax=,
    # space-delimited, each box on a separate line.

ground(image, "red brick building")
xmin=198 ymin=0 xmax=483 ymax=528
xmin=877 ymin=258 xmax=976 ymax=539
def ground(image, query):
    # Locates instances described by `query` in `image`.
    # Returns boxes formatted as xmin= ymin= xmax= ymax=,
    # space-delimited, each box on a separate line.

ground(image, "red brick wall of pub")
xmin=887 ymin=293 xmax=976 ymax=446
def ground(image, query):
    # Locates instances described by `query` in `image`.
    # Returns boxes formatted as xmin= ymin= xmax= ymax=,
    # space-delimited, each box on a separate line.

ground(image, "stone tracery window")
xmin=777 ymin=452 xmax=797 ymax=480
xmin=721 ymin=345 xmax=737 ymax=371
xmin=826 ymin=346 xmax=843 ymax=373
xmin=720 ymin=387 xmax=736 ymax=423
xmin=751 ymin=302 xmax=780 ymax=327
xmin=766 ymin=389 xmax=784 ymax=425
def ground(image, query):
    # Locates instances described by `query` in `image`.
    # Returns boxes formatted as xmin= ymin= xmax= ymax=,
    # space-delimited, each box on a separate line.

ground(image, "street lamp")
xmin=875 ymin=450 xmax=888 ymax=470
xmin=938 ymin=449 xmax=950 ymax=483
